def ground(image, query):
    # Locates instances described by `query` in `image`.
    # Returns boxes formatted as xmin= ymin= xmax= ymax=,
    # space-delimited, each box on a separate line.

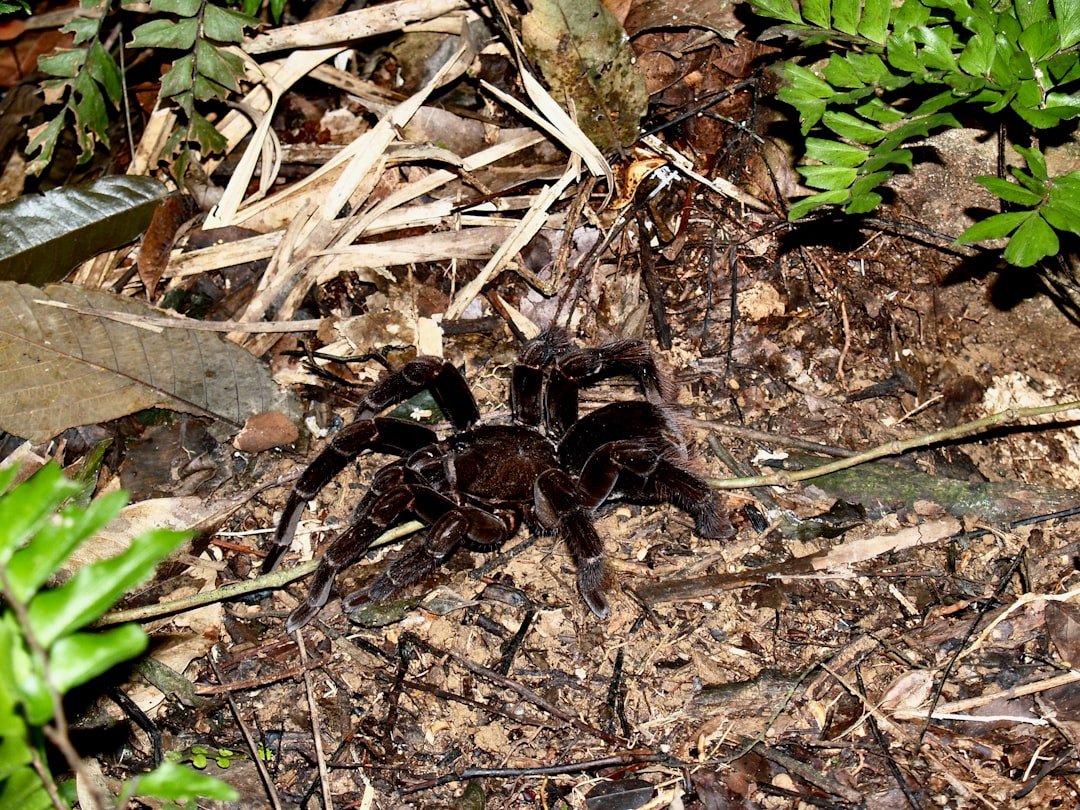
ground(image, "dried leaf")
xmin=0 ymin=282 xmax=298 ymax=441
xmin=137 ymin=193 xmax=201 ymax=297
xmin=522 ymin=0 xmax=648 ymax=153
xmin=1046 ymin=601 xmax=1080 ymax=666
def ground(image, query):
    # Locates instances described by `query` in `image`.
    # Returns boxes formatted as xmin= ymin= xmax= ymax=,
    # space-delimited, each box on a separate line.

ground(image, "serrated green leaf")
xmin=4 ymin=492 xmax=128 ymax=604
xmin=150 ymin=0 xmax=201 ymax=16
xmin=1042 ymin=195 xmax=1080 ymax=233
xmin=25 ymin=115 xmax=65 ymax=176
xmin=822 ymin=110 xmax=885 ymax=142
xmin=974 ymin=175 xmax=1045 ymax=205
xmin=62 ymin=15 xmax=102 ymax=45
xmin=956 ymin=210 xmax=1031 ymax=242
xmin=202 ymin=3 xmax=260 ymax=42
xmin=1016 ymin=144 xmax=1050 ymax=180
xmin=73 ymin=71 xmax=109 ymax=154
xmin=160 ymin=53 xmax=195 ymax=98
xmin=87 ymin=41 xmax=122 ymax=105
xmin=0 ymin=464 xmax=79 ymax=568
xmin=849 ymin=169 xmax=893 ymax=196
xmin=129 ymin=17 xmax=198 ymax=49
xmin=832 ymin=0 xmax=860 ymax=35
xmin=37 ymin=48 xmax=86 ymax=78
xmin=824 ymin=53 xmax=866 ymax=88
xmin=805 ymin=137 xmax=870 ymax=167
xmin=802 ymin=0 xmax=831 ymax=27
xmin=193 ymin=72 xmax=230 ymax=101
xmin=195 ymin=40 xmax=240 ymax=94
xmin=1060 ymin=0 xmax=1080 ymax=48
xmin=1003 ymin=212 xmax=1058 ymax=265
xmin=26 ymin=529 xmax=188 ymax=648
xmin=798 ymin=164 xmax=859 ymax=190
xmin=788 ymin=189 xmax=852 ymax=219
xmin=858 ymin=0 xmax=890 ymax=42
xmin=782 ymin=63 xmax=836 ymax=98
xmin=190 ymin=110 xmax=228 ymax=154
xmin=846 ymin=190 xmax=883 ymax=212
xmin=49 ymin=625 xmax=148 ymax=694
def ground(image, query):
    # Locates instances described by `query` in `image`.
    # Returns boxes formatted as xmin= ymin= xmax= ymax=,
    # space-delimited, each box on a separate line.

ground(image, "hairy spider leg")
xmin=512 ymin=328 xmax=676 ymax=435
xmin=563 ymin=401 xmax=734 ymax=540
xmin=341 ymin=491 xmax=512 ymax=615
xmin=283 ymin=462 xmax=413 ymax=631
xmin=264 ymin=356 xmax=480 ymax=574
xmin=263 ymin=418 xmax=438 ymax=574
xmin=533 ymin=469 xmax=610 ymax=618
xmin=356 ymin=355 xmax=481 ymax=428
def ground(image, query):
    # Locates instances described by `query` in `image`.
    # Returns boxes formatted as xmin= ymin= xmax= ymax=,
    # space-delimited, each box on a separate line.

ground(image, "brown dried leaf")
xmin=522 ymin=0 xmax=647 ymax=153
xmin=1046 ymin=601 xmax=1080 ymax=666
xmin=0 ymin=282 xmax=297 ymax=441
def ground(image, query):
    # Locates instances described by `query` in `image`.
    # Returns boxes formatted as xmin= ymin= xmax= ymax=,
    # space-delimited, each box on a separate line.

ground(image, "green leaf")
xmin=202 ymin=4 xmax=260 ymax=43
xmin=150 ymin=0 xmax=202 ymax=15
xmin=802 ymin=0 xmax=831 ymax=27
xmin=25 ymin=115 xmax=66 ymax=177
xmin=27 ymin=529 xmax=188 ymax=647
xmin=752 ymin=0 xmax=804 ymax=23
xmin=847 ymin=190 xmax=884 ymax=212
xmin=0 ymin=765 xmax=54 ymax=810
xmin=49 ymin=625 xmax=148 ymax=694
xmin=86 ymin=42 xmax=122 ymax=105
xmin=788 ymin=189 xmax=852 ymax=219
xmin=956 ymin=210 xmax=1031 ymax=242
xmin=62 ymin=14 xmax=102 ymax=45
xmin=160 ymin=53 xmax=195 ymax=98
xmin=974 ymin=175 xmax=1045 ymax=205
xmin=1018 ymin=19 xmax=1060 ymax=61
xmin=822 ymin=110 xmax=885 ymax=142
xmin=798 ymin=164 xmax=859 ymax=190
xmin=73 ymin=72 xmax=109 ymax=155
xmin=805 ymin=137 xmax=870 ymax=167
xmin=190 ymin=110 xmax=228 ymax=154
xmin=37 ymin=49 xmax=86 ymax=78
xmin=1015 ymin=0 xmax=1051 ymax=27
xmin=832 ymin=0 xmax=860 ymax=35
xmin=0 ymin=175 xmax=167 ymax=286
xmin=1003 ymin=212 xmax=1059 ymax=265
xmin=0 ymin=464 xmax=79 ymax=568
xmin=858 ymin=0 xmax=890 ymax=42
xmin=129 ymin=17 xmax=198 ymax=49
xmin=195 ymin=41 xmax=240 ymax=94
xmin=5 ymin=491 xmax=128 ymax=604
xmin=1059 ymin=0 xmax=1080 ymax=48
xmin=126 ymin=762 xmax=240 ymax=803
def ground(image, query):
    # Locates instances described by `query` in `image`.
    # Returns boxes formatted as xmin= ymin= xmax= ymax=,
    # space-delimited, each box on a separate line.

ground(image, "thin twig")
xmin=209 ymin=646 xmax=283 ymax=810
xmin=705 ymin=399 xmax=1080 ymax=489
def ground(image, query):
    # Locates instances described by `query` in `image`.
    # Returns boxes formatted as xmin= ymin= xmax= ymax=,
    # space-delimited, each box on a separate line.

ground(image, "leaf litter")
xmin=3 ymin=0 xmax=1080 ymax=807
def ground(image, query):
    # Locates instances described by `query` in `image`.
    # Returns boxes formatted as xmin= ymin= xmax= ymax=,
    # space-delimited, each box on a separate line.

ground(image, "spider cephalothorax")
xmin=263 ymin=329 xmax=733 ymax=631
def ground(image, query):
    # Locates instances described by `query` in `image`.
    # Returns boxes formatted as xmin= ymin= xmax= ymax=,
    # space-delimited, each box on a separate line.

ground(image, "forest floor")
xmin=4 ymin=1 xmax=1080 ymax=808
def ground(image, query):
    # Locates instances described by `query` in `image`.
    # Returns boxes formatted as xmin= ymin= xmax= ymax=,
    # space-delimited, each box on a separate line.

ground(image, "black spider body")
xmin=263 ymin=329 xmax=733 ymax=631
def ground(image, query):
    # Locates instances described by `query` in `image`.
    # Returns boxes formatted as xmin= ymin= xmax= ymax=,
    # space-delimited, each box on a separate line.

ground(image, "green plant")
xmin=0 ymin=462 xmax=238 ymax=809
xmin=28 ymin=0 xmax=258 ymax=180
xmin=752 ymin=0 xmax=1080 ymax=266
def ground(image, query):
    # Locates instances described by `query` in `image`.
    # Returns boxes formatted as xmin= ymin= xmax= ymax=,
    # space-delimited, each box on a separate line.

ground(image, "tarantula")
xmin=262 ymin=329 xmax=733 ymax=631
